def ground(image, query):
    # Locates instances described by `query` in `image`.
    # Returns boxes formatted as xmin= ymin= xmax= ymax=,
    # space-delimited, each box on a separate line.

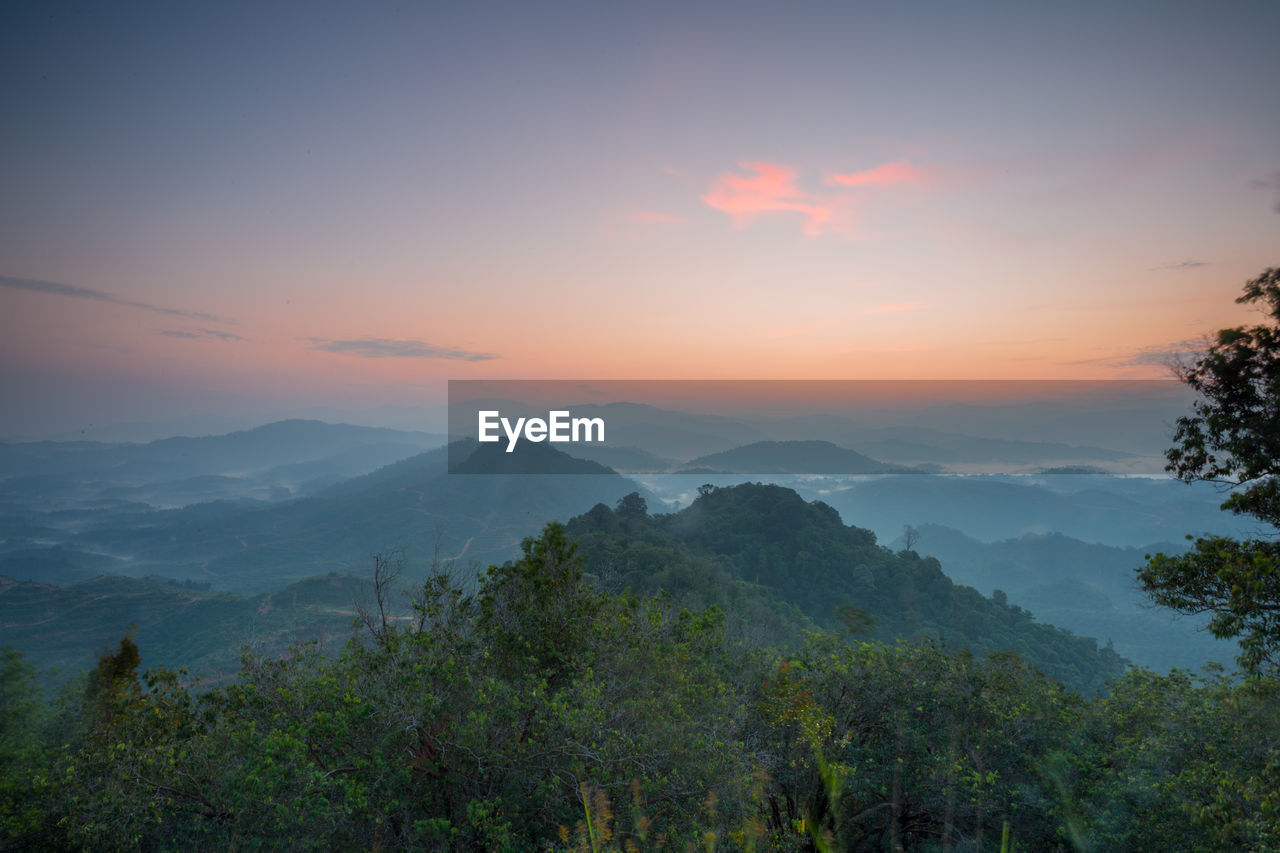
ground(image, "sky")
xmin=1 ymin=1 xmax=1278 ymax=439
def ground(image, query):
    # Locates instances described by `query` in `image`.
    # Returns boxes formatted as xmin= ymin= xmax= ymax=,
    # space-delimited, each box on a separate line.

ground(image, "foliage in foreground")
xmin=1 ymin=523 xmax=1278 ymax=850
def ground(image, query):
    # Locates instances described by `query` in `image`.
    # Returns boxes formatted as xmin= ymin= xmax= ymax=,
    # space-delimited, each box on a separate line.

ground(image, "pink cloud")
xmin=827 ymin=160 xmax=933 ymax=188
xmin=701 ymin=162 xmax=840 ymax=236
xmin=700 ymin=158 xmax=950 ymax=237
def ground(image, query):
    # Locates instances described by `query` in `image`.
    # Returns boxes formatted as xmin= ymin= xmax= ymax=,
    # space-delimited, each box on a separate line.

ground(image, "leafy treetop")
xmin=1166 ymin=267 xmax=1280 ymax=527
xmin=1140 ymin=267 xmax=1280 ymax=675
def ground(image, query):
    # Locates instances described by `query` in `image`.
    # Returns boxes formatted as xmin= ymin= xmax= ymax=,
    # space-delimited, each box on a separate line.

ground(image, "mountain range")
xmin=0 ymin=416 xmax=1247 ymax=683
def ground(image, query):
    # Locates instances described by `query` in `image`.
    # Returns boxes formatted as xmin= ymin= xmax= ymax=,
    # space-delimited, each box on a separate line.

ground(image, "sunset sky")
xmin=2 ymin=1 xmax=1278 ymax=438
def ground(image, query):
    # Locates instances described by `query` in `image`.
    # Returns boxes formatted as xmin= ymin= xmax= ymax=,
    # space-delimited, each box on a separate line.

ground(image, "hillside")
xmin=0 ymin=573 xmax=369 ymax=682
xmin=901 ymin=523 xmax=1239 ymax=672
xmin=4 ymin=481 xmax=1129 ymax=694
xmin=566 ymin=483 xmax=1127 ymax=693
xmin=820 ymin=473 xmax=1254 ymax=546
xmin=38 ymin=443 xmax=654 ymax=591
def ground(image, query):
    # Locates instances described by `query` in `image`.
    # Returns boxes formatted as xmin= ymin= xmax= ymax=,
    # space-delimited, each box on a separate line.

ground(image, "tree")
xmin=757 ymin=636 xmax=1081 ymax=850
xmin=1138 ymin=267 xmax=1280 ymax=674
xmin=614 ymin=491 xmax=648 ymax=518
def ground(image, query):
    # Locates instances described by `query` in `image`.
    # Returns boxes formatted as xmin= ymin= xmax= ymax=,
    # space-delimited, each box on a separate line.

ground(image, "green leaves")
xmin=9 ymin=510 xmax=1280 ymax=849
xmin=1140 ymin=267 xmax=1280 ymax=676
xmin=1165 ymin=268 xmax=1280 ymax=502
xmin=10 ymin=523 xmax=761 ymax=849
xmin=1062 ymin=668 xmax=1280 ymax=851
xmin=757 ymin=637 xmax=1081 ymax=849
xmin=1141 ymin=538 xmax=1280 ymax=673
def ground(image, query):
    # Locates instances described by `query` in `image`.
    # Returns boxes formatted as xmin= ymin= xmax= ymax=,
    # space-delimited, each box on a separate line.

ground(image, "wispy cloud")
xmin=1065 ymin=338 xmax=1206 ymax=369
xmin=827 ymin=160 xmax=933 ymax=188
xmin=625 ymin=209 xmax=686 ymax=225
xmin=659 ymin=164 xmax=690 ymax=181
xmin=701 ymin=162 xmax=840 ymax=236
xmin=158 ymin=328 xmax=243 ymax=341
xmin=0 ymin=275 xmax=235 ymax=324
xmin=701 ymin=158 xmax=942 ymax=237
xmin=1251 ymin=172 xmax=1280 ymax=213
xmin=1152 ymin=260 xmax=1208 ymax=271
xmin=305 ymin=337 xmax=498 ymax=361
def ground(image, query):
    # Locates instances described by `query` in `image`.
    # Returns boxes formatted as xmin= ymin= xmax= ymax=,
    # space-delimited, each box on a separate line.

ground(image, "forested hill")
xmin=566 ymin=483 xmax=1127 ymax=693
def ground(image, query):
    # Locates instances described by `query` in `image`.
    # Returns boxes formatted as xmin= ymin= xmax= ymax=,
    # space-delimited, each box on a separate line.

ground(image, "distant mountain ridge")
xmin=819 ymin=474 xmax=1254 ymax=547
xmin=0 ymin=419 xmax=447 ymax=509
xmin=2 ymin=481 xmax=1132 ymax=693
xmin=0 ymin=419 xmax=444 ymax=478
xmin=15 ymin=442 xmax=655 ymax=592
xmin=680 ymin=439 xmax=915 ymax=474
xmin=898 ymin=523 xmax=1238 ymax=672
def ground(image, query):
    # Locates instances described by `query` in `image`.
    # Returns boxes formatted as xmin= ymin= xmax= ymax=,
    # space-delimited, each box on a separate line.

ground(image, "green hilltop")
xmin=568 ymin=483 xmax=1127 ymax=694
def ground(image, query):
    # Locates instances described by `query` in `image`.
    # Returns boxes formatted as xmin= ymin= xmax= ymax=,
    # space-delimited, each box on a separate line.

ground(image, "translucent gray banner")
xmin=446 ymin=380 xmax=1189 ymax=476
